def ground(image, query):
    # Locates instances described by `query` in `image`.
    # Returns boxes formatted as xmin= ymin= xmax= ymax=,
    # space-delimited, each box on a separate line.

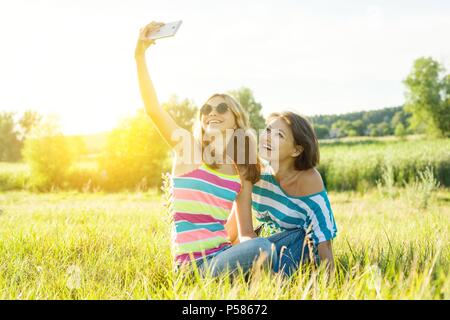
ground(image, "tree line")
xmin=0 ymin=57 xmax=448 ymax=191
xmin=311 ymin=57 xmax=449 ymax=139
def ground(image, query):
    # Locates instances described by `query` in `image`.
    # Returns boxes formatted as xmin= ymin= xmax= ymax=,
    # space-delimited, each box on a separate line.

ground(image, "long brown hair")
xmin=193 ymin=93 xmax=261 ymax=183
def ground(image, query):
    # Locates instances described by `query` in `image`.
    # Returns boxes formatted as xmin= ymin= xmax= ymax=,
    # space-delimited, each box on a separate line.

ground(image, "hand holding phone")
xmin=146 ymin=20 xmax=182 ymax=40
xmin=135 ymin=21 xmax=182 ymax=57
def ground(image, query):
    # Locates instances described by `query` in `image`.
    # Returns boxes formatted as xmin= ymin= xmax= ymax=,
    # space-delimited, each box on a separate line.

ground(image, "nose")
xmin=208 ymin=108 xmax=218 ymax=116
xmin=260 ymin=132 xmax=269 ymax=144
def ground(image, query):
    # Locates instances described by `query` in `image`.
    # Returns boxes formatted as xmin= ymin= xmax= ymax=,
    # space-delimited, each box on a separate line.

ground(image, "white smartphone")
xmin=147 ymin=20 xmax=182 ymax=40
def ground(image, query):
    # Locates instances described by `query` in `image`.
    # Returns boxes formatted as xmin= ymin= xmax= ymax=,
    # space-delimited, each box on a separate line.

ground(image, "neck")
xmin=204 ymin=149 xmax=234 ymax=167
xmin=272 ymin=159 xmax=296 ymax=180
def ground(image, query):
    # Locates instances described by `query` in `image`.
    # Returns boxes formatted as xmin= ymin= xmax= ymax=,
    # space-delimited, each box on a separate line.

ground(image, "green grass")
xmin=0 ymin=162 xmax=30 ymax=192
xmin=0 ymin=137 xmax=449 ymax=299
xmin=0 ymin=188 xmax=448 ymax=299
xmin=318 ymin=138 xmax=450 ymax=191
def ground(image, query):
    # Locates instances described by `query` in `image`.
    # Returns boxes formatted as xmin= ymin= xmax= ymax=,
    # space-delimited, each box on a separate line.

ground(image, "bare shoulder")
xmin=296 ymin=168 xmax=324 ymax=195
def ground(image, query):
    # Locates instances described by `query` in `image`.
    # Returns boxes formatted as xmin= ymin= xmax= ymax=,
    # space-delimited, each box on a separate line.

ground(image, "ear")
xmin=291 ymin=145 xmax=303 ymax=157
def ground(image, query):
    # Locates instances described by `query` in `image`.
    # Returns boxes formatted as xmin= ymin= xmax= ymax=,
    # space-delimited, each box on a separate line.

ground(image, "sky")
xmin=0 ymin=0 xmax=449 ymax=135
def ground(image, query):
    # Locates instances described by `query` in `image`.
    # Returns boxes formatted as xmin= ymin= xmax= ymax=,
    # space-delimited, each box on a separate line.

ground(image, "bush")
xmin=22 ymin=116 xmax=76 ymax=191
xmin=98 ymin=109 xmax=170 ymax=192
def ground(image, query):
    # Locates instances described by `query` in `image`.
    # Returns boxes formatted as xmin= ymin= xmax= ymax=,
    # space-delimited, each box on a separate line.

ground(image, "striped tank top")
xmin=252 ymin=163 xmax=337 ymax=245
xmin=171 ymin=163 xmax=241 ymax=265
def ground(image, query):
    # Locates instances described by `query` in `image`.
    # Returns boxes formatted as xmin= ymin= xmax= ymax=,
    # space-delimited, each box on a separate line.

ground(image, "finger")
xmin=146 ymin=21 xmax=164 ymax=29
xmin=141 ymin=28 xmax=154 ymax=38
xmin=142 ymin=25 xmax=159 ymax=34
xmin=147 ymin=21 xmax=163 ymax=27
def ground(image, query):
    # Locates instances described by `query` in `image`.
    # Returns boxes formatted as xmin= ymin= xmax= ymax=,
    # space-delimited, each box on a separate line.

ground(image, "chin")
xmin=204 ymin=126 xmax=220 ymax=133
xmin=257 ymin=151 xmax=271 ymax=161
xmin=206 ymin=125 xmax=230 ymax=133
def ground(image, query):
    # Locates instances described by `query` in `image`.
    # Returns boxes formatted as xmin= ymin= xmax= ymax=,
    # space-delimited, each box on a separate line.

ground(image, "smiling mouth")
xmin=207 ymin=119 xmax=222 ymax=125
xmin=262 ymin=143 xmax=272 ymax=151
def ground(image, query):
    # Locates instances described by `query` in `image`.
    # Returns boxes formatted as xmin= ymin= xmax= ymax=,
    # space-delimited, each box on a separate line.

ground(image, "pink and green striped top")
xmin=170 ymin=163 xmax=241 ymax=265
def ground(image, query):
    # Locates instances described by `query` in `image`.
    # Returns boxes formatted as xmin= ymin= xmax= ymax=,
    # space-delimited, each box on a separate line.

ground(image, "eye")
xmin=217 ymin=103 xmax=229 ymax=114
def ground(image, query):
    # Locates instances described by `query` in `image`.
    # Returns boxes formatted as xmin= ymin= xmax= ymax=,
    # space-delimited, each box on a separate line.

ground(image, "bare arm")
xmin=225 ymin=208 xmax=239 ymax=245
xmin=234 ymin=179 xmax=258 ymax=243
xmin=134 ymin=22 xmax=193 ymax=149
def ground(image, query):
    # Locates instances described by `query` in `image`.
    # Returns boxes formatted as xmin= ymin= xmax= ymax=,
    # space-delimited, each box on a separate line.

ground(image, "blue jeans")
xmin=179 ymin=229 xmax=316 ymax=278
xmin=266 ymin=228 xmax=318 ymax=277
xmin=193 ymin=238 xmax=278 ymax=277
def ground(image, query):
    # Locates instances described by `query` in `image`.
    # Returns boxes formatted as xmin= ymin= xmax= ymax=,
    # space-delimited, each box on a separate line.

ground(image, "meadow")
xmin=318 ymin=137 xmax=450 ymax=191
xmin=0 ymin=137 xmax=449 ymax=299
xmin=1 ymin=136 xmax=449 ymax=193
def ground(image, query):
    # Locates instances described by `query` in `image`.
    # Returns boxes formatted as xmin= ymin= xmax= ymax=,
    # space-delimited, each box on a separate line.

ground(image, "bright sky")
xmin=1 ymin=0 xmax=449 ymax=135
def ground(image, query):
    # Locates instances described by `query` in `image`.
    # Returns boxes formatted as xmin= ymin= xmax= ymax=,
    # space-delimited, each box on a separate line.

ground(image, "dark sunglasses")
xmin=200 ymin=103 xmax=230 ymax=115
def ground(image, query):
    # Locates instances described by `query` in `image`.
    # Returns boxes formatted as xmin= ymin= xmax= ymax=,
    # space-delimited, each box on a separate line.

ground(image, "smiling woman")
xmin=226 ymin=111 xmax=337 ymax=277
xmin=254 ymin=112 xmax=337 ymax=275
xmin=134 ymin=21 xmax=275 ymax=277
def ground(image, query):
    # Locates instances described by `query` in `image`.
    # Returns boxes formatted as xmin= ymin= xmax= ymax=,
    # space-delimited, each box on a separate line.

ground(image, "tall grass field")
xmin=0 ymin=137 xmax=449 ymax=299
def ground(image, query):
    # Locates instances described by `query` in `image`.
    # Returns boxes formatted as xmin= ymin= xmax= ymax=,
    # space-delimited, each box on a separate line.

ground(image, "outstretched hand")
xmin=135 ymin=21 xmax=165 ymax=57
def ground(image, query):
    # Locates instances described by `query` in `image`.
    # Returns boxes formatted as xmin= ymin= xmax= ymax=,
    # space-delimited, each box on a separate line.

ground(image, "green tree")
xmin=377 ymin=122 xmax=391 ymax=136
xmin=228 ymin=87 xmax=265 ymax=130
xmin=331 ymin=119 xmax=356 ymax=137
xmin=22 ymin=115 xmax=75 ymax=190
xmin=391 ymin=111 xmax=403 ymax=128
xmin=0 ymin=112 xmax=22 ymax=161
xmin=18 ymin=110 xmax=42 ymax=140
xmin=99 ymin=108 xmax=170 ymax=191
xmin=367 ymin=123 xmax=379 ymax=137
xmin=404 ymin=57 xmax=450 ymax=137
xmin=394 ymin=123 xmax=407 ymax=138
xmin=162 ymin=95 xmax=198 ymax=131
xmin=313 ymin=124 xmax=330 ymax=139
xmin=352 ymin=119 xmax=365 ymax=136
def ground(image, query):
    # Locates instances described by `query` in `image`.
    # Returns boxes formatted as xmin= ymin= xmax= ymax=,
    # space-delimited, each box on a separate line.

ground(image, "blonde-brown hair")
xmin=193 ymin=93 xmax=261 ymax=183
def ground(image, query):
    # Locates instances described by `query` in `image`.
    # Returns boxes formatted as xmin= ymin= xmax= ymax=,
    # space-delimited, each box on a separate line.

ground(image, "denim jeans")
xmin=266 ymin=228 xmax=318 ymax=277
xmin=178 ymin=229 xmax=316 ymax=278
xmin=193 ymin=237 xmax=278 ymax=277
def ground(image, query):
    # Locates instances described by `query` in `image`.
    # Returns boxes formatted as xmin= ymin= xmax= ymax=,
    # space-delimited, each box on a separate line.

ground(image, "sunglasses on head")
xmin=200 ymin=103 xmax=230 ymax=115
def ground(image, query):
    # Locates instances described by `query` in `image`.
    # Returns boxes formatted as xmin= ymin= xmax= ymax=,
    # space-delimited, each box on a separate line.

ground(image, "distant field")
xmin=318 ymin=137 xmax=450 ymax=191
xmin=3 ymin=136 xmax=448 ymax=192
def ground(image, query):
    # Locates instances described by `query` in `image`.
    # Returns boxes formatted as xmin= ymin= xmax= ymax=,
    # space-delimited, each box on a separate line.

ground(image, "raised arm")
xmin=134 ymin=22 xmax=192 ymax=149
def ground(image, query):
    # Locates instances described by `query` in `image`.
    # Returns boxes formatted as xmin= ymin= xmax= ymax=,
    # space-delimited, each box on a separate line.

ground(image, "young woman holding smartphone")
xmin=135 ymin=22 xmax=277 ymax=276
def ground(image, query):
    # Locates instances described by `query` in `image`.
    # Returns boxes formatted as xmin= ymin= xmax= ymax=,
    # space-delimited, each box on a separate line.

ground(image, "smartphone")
xmin=147 ymin=20 xmax=182 ymax=40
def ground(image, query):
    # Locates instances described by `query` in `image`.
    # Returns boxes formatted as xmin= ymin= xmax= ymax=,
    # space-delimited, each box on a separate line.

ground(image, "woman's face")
xmin=201 ymin=96 xmax=237 ymax=134
xmin=259 ymin=117 xmax=302 ymax=163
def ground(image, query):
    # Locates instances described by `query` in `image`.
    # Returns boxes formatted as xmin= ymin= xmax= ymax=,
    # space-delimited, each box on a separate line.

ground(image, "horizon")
xmin=10 ymin=106 xmax=402 ymax=136
xmin=1 ymin=0 xmax=449 ymax=135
